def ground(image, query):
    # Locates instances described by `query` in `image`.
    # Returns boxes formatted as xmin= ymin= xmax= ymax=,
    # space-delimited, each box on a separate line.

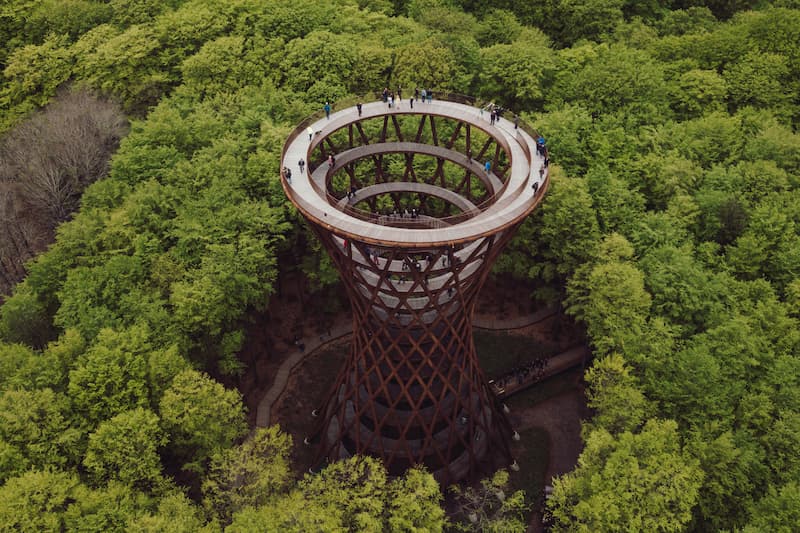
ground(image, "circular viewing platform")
xmin=281 ymin=97 xmax=549 ymax=248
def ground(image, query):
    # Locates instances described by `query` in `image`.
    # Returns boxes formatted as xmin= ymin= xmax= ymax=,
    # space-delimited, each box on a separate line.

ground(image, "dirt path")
xmin=514 ymin=386 xmax=590 ymax=481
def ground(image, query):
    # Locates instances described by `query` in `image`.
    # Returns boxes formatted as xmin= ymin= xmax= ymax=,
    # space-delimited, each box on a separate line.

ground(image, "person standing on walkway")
xmin=427 ymin=89 xmax=433 ymax=103
xmin=410 ymin=96 xmax=414 ymax=109
xmin=298 ymin=158 xmax=305 ymax=173
xmin=388 ymin=93 xmax=394 ymax=108
xmin=414 ymin=87 xmax=419 ymax=101
xmin=307 ymin=126 xmax=314 ymax=141
xmin=283 ymin=167 xmax=291 ymax=183
xmin=490 ymin=109 xmax=496 ymax=125
xmin=485 ymin=160 xmax=491 ymax=174
xmin=356 ymin=102 xmax=362 ymax=117
xmin=382 ymin=87 xmax=388 ymax=102
xmin=421 ymin=88 xmax=426 ymax=103
xmin=397 ymin=87 xmax=402 ymax=100
xmin=324 ymin=101 xmax=331 ymax=119
xmin=514 ymin=114 xmax=519 ymax=130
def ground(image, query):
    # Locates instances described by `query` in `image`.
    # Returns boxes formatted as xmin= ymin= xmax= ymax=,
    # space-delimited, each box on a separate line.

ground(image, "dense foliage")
xmin=1 ymin=0 xmax=799 ymax=530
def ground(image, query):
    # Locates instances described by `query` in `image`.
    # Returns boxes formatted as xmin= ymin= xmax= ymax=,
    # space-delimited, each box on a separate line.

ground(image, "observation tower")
xmin=280 ymin=96 xmax=549 ymax=485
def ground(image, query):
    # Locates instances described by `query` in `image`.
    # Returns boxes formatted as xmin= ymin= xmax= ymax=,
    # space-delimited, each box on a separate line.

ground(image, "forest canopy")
xmin=1 ymin=0 xmax=799 ymax=530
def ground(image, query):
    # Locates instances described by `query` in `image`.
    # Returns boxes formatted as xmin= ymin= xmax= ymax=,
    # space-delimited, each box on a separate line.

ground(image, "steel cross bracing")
xmin=280 ymin=99 xmax=549 ymax=485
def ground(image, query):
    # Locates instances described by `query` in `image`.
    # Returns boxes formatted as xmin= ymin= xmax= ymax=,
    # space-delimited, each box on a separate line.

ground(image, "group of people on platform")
xmin=301 ymin=95 xmax=550 ymax=193
xmin=380 ymin=87 xmax=435 ymax=109
xmin=490 ymin=356 xmax=550 ymax=395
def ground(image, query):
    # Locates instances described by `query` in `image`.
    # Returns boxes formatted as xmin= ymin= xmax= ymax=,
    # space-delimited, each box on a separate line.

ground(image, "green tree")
xmin=0 ymin=388 xmax=81 ymax=479
xmin=639 ymin=244 xmax=726 ymax=331
xmin=392 ymin=38 xmax=462 ymax=92
xmin=0 ymin=342 xmax=38 ymax=389
xmin=299 ymin=456 xmax=389 ymax=532
xmin=278 ymin=31 xmax=359 ymax=97
xmin=743 ymin=482 xmax=800 ymax=533
xmin=386 ymin=466 xmax=445 ymax=532
xmin=661 ymin=111 xmax=744 ymax=169
xmin=180 ymin=36 xmax=268 ymax=97
xmin=225 ymin=455 xmax=444 ymax=532
xmin=67 ymin=326 xmax=151 ymax=429
xmin=54 ymin=255 xmax=153 ymax=340
xmin=0 ymin=280 xmax=57 ymax=349
xmin=62 ymin=481 xmax=152 ymax=533
xmin=78 ymin=25 xmax=166 ymax=111
xmin=726 ymin=199 xmax=800 ymax=291
xmin=585 ymin=166 xmax=646 ymax=235
xmin=449 ymin=469 xmax=527 ymax=532
xmin=548 ymin=419 xmax=703 ymax=532
xmin=0 ymin=34 xmax=74 ymax=125
xmin=109 ymin=0 xmax=174 ymax=27
xmin=538 ymin=175 xmax=601 ymax=284
xmin=742 ymin=114 xmax=800 ymax=175
xmin=762 ymin=411 xmax=800 ymax=488
xmin=530 ymin=104 xmax=595 ymax=176
xmin=552 ymin=43 xmax=669 ymax=121
xmin=686 ymin=423 xmax=764 ymax=530
xmin=669 ymin=68 xmax=727 ymax=120
xmin=28 ymin=0 xmax=112 ymax=41
xmin=202 ymin=426 xmax=293 ymax=525
xmin=475 ymin=8 xmax=522 ymax=46
xmin=0 ymin=469 xmax=83 ymax=532
xmin=567 ymin=246 xmax=651 ymax=356
xmin=83 ymin=408 xmax=166 ymax=489
xmin=159 ymin=369 xmax=247 ymax=472
xmin=477 ymin=29 xmax=555 ymax=110
xmin=583 ymin=353 xmax=651 ymax=436
xmin=408 ymin=0 xmax=477 ymax=37
xmin=231 ymin=0 xmax=332 ymax=42
xmin=693 ymin=188 xmax=749 ymax=245
xmin=128 ymin=492 xmax=212 ymax=533
xmin=724 ymin=51 xmax=794 ymax=117
xmin=147 ymin=344 xmax=190 ymax=407
xmin=226 ymin=490 xmax=343 ymax=533
xmin=554 ymin=0 xmax=625 ymax=45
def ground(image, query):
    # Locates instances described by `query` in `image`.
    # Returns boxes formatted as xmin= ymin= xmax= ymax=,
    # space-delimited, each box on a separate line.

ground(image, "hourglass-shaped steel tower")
xmin=280 ymin=97 xmax=548 ymax=485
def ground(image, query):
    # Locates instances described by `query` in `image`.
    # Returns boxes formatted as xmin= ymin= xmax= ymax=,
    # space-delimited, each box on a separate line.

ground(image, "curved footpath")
xmin=255 ymin=306 xmax=561 ymax=427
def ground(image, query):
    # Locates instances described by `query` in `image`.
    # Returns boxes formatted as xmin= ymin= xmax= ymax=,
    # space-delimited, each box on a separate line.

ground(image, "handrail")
xmin=282 ymin=91 xmax=545 ymax=168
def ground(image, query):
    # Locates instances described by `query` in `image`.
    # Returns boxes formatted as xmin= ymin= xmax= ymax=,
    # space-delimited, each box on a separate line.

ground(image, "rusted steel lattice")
xmin=280 ymin=98 xmax=549 ymax=485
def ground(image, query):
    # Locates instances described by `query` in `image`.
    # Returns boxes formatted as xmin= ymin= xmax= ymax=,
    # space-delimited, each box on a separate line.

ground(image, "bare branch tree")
xmin=0 ymin=87 xmax=128 ymax=227
xmin=0 ymin=87 xmax=128 ymax=297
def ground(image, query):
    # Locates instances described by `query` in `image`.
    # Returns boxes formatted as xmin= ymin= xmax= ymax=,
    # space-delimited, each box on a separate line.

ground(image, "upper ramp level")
xmin=281 ymin=98 xmax=549 ymax=247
